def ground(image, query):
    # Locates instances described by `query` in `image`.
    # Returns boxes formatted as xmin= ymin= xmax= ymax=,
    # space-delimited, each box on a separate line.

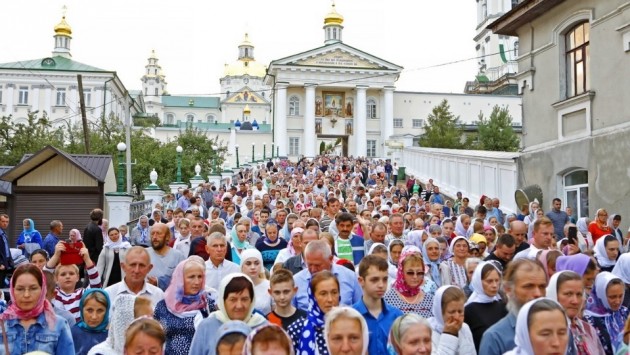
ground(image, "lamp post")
xmin=276 ymin=146 xmax=279 ymax=157
xmin=251 ymin=142 xmax=256 ymax=164
xmin=263 ymin=142 xmax=266 ymax=161
xmin=116 ymin=142 xmax=126 ymax=193
xmin=212 ymin=145 xmax=218 ymax=173
xmin=175 ymin=145 xmax=183 ymax=183
xmin=271 ymin=143 xmax=275 ymax=159
xmin=235 ymin=144 xmax=240 ymax=168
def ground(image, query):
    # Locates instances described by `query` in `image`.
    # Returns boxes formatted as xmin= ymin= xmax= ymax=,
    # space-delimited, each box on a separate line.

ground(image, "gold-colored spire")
xmin=324 ymin=2 xmax=344 ymax=26
xmin=243 ymin=104 xmax=251 ymax=114
xmin=54 ymin=5 xmax=72 ymax=37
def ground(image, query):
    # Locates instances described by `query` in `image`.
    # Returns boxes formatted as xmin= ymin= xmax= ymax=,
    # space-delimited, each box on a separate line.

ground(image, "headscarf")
xmin=556 ymin=253 xmax=591 ymax=276
xmin=393 ymin=249 xmax=423 ymax=297
xmin=594 ymin=235 xmax=617 ymax=268
xmin=216 ymin=320 xmax=252 ymax=351
xmin=0 ymin=265 xmax=56 ymax=329
xmin=324 ymin=307 xmax=369 ymax=355
xmin=469 ymin=233 xmax=487 ymax=246
xmin=466 ymin=261 xmax=502 ymax=305
xmin=298 ymin=277 xmax=337 ymax=355
xmin=454 ymin=215 xmax=469 ymax=237
xmin=215 ymin=273 xmax=266 ymax=327
xmin=449 ymin=236 xmax=469 ymax=257
xmin=76 ymin=288 xmax=110 ymax=333
xmin=103 ymin=232 xmax=131 ymax=250
xmin=164 ymin=256 xmax=207 ymax=317
xmin=135 ymin=217 xmax=149 ymax=245
xmin=585 ymin=272 xmax=626 ymax=351
xmin=240 ymin=249 xmax=265 ymax=280
xmin=429 ymin=285 xmax=459 ymax=333
xmin=512 ymin=298 xmax=568 ymax=355
xmin=231 ymin=223 xmax=252 ymax=250
xmin=612 ymin=253 xmax=630 ymax=284
xmin=368 ymin=242 xmax=387 ymax=255
xmin=422 ymin=237 xmax=442 ymax=288
xmin=243 ymin=323 xmax=295 ymax=355
xmin=23 ymin=219 xmax=36 ymax=234
xmin=537 ymin=250 xmax=551 ymax=276
xmin=388 ymin=239 xmax=405 ymax=267
xmin=576 ymin=217 xmax=589 ymax=236
xmin=546 ymin=270 xmax=580 ymax=304
xmin=608 ymin=214 xmax=623 ymax=244
xmin=406 ymin=230 xmax=426 ymax=249
xmin=287 ymin=227 xmax=304 ymax=257
xmin=70 ymin=228 xmax=83 ymax=241
xmin=105 ymin=294 xmax=136 ymax=353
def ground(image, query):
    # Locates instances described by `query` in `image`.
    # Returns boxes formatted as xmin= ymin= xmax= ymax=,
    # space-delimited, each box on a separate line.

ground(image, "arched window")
xmin=165 ymin=113 xmax=174 ymax=125
xmin=563 ymin=169 xmax=588 ymax=220
xmin=367 ymin=98 xmax=377 ymax=119
xmin=186 ymin=114 xmax=194 ymax=122
xmin=289 ymin=96 xmax=300 ymax=116
xmin=206 ymin=115 xmax=215 ymax=123
xmin=565 ymin=22 xmax=590 ymax=97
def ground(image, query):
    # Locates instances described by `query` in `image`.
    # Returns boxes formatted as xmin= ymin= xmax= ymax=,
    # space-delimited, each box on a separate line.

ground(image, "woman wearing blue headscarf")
xmin=71 ymin=288 xmax=110 ymax=355
xmin=17 ymin=218 xmax=43 ymax=256
xmin=422 ymin=237 xmax=442 ymax=288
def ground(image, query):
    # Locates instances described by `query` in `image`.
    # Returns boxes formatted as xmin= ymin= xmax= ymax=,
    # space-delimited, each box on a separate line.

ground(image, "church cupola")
xmin=238 ymin=33 xmax=255 ymax=62
xmin=141 ymin=50 xmax=168 ymax=98
xmin=323 ymin=2 xmax=344 ymax=45
xmin=52 ymin=6 xmax=72 ymax=58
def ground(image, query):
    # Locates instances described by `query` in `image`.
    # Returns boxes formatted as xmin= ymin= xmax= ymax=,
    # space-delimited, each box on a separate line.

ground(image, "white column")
xmin=221 ymin=104 xmax=227 ymax=123
xmin=304 ymin=84 xmax=316 ymax=157
xmin=274 ymin=82 xmax=288 ymax=156
xmin=383 ymin=86 xmax=395 ymax=156
xmin=6 ymin=84 xmax=14 ymax=114
xmin=69 ymin=85 xmax=78 ymax=113
xmin=44 ymin=86 xmax=52 ymax=115
xmin=32 ymin=86 xmax=40 ymax=112
xmin=355 ymin=85 xmax=368 ymax=158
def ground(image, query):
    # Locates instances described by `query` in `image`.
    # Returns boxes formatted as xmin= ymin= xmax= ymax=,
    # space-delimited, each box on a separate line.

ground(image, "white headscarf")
xmin=449 ymin=236 xmax=469 ymax=255
xmin=612 ymin=253 xmax=630 ymax=284
xmin=368 ymin=242 xmax=387 ymax=255
xmin=465 ymin=261 xmax=502 ymax=305
xmin=324 ymin=306 xmax=369 ymax=355
xmin=215 ymin=272 xmax=266 ymax=327
xmin=594 ymin=235 xmax=617 ymax=268
xmin=546 ymin=270 xmax=581 ymax=303
xmin=512 ymin=298 xmax=568 ymax=355
xmin=428 ymin=285 xmax=458 ymax=333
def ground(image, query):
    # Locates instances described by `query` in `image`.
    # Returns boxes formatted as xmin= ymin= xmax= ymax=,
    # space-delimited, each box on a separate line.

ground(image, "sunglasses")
xmin=405 ymin=271 xmax=425 ymax=277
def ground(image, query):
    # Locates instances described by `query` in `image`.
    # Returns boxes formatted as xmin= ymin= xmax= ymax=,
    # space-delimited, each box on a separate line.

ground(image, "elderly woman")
xmin=287 ymin=270 xmax=340 ymax=354
xmin=189 ymin=273 xmax=267 ymax=355
xmin=154 ymin=256 xmax=212 ymax=355
xmin=384 ymin=249 xmax=435 ymax=317
xmin=422 ymin=237 xmax=442 ymax=288
xmin=440 ymin=236 xmax=470 ymax=288
xmin=0 ymin=264 xmax=74 ymax=354
xmin=70 ymin=289 xmax=110 ymax=355
xmin=324 ymin=307 xmax=369 ymax=355
xmin=17 ymin=218 xmax=43 ymax=256
xmin=387 ymin=313 xmax=432 ymax=355
xmin=274 ymin=227 xmax=304 ymax=266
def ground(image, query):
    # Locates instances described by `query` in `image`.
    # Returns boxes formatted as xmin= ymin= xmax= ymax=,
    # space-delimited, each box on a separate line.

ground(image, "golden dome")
xmin=243 ymin=104 xmax=251 ymax=114
xmin=54 ymin=16 xmax=72 ymax=37
xmin=223 ymin=60 xmax=267 ymax=78
xmin=324 ymin=3 xmax=344 ymax=26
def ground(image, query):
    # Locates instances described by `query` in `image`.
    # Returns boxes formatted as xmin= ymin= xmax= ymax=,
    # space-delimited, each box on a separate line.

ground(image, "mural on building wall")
xmin=345 ymin=98 xmax=353 ymax=118
xmin=345 ymin=119 xmax=353 ymax=135
xmin=315 ymin=118 xmax=322 ymax=134
xmin=324 ymin=91 xmax=345 ymax=117
xmin=316 ymin=97 xmax=323 ymax=116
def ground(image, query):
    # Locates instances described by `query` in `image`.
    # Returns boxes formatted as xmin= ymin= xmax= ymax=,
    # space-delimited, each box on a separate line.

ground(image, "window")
xmin=289 ymin=96 xmax=300 ymax=116
xmin=563 ymin=170 xmax=588 ymax=220
xmin=18 ymin=86 xmax=28 ymax=105
xmin=393 ymin=118 xmax=403 ymax=128
xmin=207 ymin=115 xmax=215 ymax=123
xmin=514 ymin=41 xmax=519 ymax=57
xmin=186 ymin=114 xmax=194 ymax=122
xmin=154 ymin=88 xmax=158 ymax=96
xmin=566 ymin=22 xmax=590 ymax=97
xmin=83 ymin=89 xmax=91 ymax=107
xmin=166 ymin=113 xmax=174 ymax=124
xmin=367 ymin=140 xmax=377 ymax=157
xmin=367 ymin=98 xmax=377 ymax=119
xmin=412 ymin=119 xmax=424 ymax=128
xmin=289 ymin=137 xmax=300 ymax=156
xmin=56 ymin=88 xmax=66 ymax=106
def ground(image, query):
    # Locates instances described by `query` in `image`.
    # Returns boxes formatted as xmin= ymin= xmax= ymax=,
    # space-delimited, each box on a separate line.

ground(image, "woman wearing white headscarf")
xmin=439 ymin=236 xmax=469 ymax=288
xmin=504 ymin=298 xmax=569 ymax=355
xmin=464 ymin=261 xmax=507 ymax=352
xmin=324 ymin=307 xmax=369 ymax=355
xmin=594 ymin=234 xmax=620 ymax=272
xmin=428 ymin=285 xmax=476 ymax=354
xmin=612 ymin=253 xmax=630 ymax=309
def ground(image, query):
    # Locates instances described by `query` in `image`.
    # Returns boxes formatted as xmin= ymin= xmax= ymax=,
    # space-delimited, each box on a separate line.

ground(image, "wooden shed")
xmin=0 ymin=146 xmax=116 ymax=245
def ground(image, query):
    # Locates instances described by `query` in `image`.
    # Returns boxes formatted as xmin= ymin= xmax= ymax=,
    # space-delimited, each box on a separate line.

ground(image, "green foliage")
xmin=133 ymin=116 xmax=161 ymax=127
xmin=319 ymin=141 xmax=326 ymax=154
xmin=0 ymin=112 xmax=64 ymax=166
xmin=476 ymin=105 xmax=520 ymax=152
xmin=419 ymin=99 xmax=463 ymax=149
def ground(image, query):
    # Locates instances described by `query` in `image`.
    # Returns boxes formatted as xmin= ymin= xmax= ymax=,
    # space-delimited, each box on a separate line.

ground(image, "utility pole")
xmin=77 ymin=74 xmax=90 ymax=154
xmin=125 ymin=93 xmax=132 ymax=194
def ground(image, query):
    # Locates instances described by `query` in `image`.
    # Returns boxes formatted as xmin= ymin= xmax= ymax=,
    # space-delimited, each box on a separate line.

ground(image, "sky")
xmin=1 ymin=0 xmax=479 ymax=96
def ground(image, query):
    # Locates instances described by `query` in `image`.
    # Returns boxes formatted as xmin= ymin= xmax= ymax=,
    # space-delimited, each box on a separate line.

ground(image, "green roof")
xmin=161 ymin=96 xmax=221 ymax=109
xmin=0 ymin=56 xmax=108 ymax=72
xmin=476 ymin=75 xmax=490 ymax=83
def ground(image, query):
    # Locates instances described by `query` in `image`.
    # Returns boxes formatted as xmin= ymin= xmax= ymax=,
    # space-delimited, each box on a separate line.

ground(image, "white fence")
xmin=401 ymin=147 xmax=519 ymax=213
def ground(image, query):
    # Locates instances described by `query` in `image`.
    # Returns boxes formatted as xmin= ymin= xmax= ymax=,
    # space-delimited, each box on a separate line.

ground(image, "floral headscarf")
xmin=585 ymin=272 xmax=627 ymax=352
xmin=164 ymin=256 xmax=207 ymax=317
xmin=0 ymin=265 xmax=56 ymax=329
xmin=393 ymin=249 xmax=424 ymax=297
xmin=298 ymin=278 xmax=337 ymax=355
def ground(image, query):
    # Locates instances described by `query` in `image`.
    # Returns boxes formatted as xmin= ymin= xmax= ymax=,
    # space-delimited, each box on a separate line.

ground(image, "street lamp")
xmin=176 ymin=145 xmax=183 ymax=183
xmin=212 ymin=145 xmax=218 ymax=173
xmin=251 ymin=142 xmax=256 ymax=164
xmin=235 ymin=144 xmax=240 ymax=168
xmin=271 ymin=143 xmax=275 ymax=159
xmin=277 ymin=146 xmax=279 ymax=158
xmin=116 ymin=142 xmax=126 ymax=193
xmin=263 ymin=142 xmax=266 ymax=161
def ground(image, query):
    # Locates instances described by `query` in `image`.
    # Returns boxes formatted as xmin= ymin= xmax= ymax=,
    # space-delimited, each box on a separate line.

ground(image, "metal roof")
xmin=162 ymin=96 xmax=221 ymax=108
xmin=0 ymin=56 xmax=108 ymax=72
xmin=0 ymin=167 xmax=12 ymax=195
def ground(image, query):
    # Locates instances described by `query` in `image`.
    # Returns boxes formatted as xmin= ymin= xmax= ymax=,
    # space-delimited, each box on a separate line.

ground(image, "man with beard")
xmin=146 ymin=223 xmax=185 ymax=290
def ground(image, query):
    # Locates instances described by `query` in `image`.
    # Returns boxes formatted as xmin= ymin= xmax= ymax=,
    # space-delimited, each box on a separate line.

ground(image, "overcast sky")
xmin=1 ymin=0 xmax=479 ymax=96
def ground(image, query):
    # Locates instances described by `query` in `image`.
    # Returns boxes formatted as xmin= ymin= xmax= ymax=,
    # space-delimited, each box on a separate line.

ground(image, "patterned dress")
xmin=440 ymin=259 xmax=468 ymax=288
xmin=154 ymin=299 xmax=211 ymax=355
xmin=383 ymin=288 xmax=435 ymax=318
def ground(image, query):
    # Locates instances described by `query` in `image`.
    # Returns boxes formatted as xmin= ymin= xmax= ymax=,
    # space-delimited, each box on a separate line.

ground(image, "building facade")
xmin=491 ymin=0 xmax=630 ymax=220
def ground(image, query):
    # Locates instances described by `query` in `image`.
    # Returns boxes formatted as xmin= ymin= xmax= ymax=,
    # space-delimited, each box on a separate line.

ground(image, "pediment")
xmin=224 ymin=86 xmax=267 ymax=104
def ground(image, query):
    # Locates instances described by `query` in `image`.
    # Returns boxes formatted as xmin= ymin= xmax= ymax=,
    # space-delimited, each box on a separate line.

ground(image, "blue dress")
xmin=154 ymin=300 xmax=204 ymax=355
xmin=70 ymin=325 xmax=107 ymax=355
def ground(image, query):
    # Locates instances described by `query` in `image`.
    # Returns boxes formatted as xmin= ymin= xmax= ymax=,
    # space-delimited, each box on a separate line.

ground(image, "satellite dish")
xmin=514 ymin=185 xmax=543 ymax=213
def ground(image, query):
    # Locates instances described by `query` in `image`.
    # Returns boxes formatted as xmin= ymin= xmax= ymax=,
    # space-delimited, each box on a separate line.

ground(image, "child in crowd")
xmin=266 ymin=269 xmax=307 ymax=330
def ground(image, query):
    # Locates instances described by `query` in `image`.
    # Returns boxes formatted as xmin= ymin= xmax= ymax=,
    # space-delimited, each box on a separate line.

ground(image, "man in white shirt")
xmin=514 ymin=217 xmax=554 ymax=260
xmin=105 ymin=246 xmax=164 ymax=308
xmin=252 ymin=180 xmax=267 ymax=200
xmin=205 ymin=231 xmax=240 ymax=290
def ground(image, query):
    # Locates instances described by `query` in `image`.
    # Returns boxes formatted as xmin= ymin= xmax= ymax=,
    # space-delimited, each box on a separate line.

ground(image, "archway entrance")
xmin=317 ymin=135 xmax=349 ymax=157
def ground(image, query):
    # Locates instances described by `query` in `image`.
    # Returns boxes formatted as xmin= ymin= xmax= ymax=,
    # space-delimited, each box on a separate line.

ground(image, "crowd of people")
xmin=0 ymin=155 xmax=627 ymax=354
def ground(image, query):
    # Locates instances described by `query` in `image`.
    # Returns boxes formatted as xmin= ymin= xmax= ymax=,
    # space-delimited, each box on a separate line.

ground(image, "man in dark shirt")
xmin=83 ymin=209 xmax=104 ymax=265
xmin=0 ymin=214 xmax=14 ymax=285
xmin=484 ymin=233 xmax=516 ymax=270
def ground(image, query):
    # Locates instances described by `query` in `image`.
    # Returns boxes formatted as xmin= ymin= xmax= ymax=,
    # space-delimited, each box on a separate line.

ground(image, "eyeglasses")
xmin=405 ymin=271 xmax=425 ymax=277
xmin=14 ymin=286 xmax=41 ymax=295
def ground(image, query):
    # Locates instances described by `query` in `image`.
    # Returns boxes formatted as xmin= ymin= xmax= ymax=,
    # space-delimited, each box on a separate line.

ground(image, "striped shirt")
xmin=51 ymin=264 xmax=102 ymax=321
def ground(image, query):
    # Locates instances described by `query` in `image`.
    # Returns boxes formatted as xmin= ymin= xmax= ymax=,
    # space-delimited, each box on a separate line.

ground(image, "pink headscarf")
xmin=0 ymin=265 xmax=56 ymax=329
xmin=287 ymin=228 xmax=304 ymax=257
xmin=393 ymin=249 xmax=424 ymax=298
xmin=537 ymin=250 xmax=551 ymax=277
xmin=164 ymin=256 xmax=207 ymax=315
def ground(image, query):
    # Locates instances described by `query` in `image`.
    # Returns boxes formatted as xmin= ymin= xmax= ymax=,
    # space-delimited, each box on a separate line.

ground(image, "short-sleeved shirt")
xmin=266 ymin=309 xmax=307 ymax=330
xmin=336 ymin=238 xmax=353 ymax=263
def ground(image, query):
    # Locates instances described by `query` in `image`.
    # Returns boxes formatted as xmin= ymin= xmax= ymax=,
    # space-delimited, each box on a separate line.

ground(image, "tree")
xmin=476 ymin=105 xmax=520 ymax=152
xmin=419 ymin=99 xmax=463 ymax=149
xmin=0 ymin=112 xmax=64 ymax=166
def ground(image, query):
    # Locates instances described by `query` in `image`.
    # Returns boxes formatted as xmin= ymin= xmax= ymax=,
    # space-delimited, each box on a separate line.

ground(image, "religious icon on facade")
xmin=323 ymin=91 xmax=345 ymax=117
xmin=345 ymin=98 xmax=353 ymax=117
xmin=345 ymin=120 xmax=353 ymax=135
xmin=316 ymin=97 xmax=323 ymax=116
xmin=315 ymin=118 xmax=323 ymax=134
